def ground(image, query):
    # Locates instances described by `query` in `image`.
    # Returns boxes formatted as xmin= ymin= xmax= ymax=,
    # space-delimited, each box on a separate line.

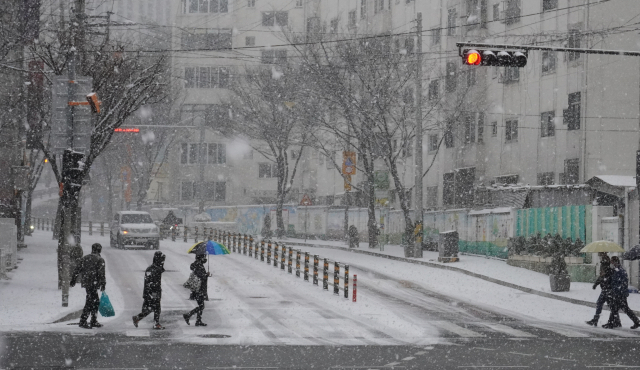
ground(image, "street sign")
xmin=344 ymin=174 xmax=352 ymax=192
xmin=50 ymin=76 xmax=93 ymax=154
xmin=300 ymin=194 xmax=313 ymax=206
xmin=342 ymin=151 xmax=356 ymax=175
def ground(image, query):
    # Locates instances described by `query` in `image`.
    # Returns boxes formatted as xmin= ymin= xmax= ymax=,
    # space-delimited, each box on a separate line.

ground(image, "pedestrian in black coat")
xmin=133 ymin=251 xmax=166 ymax=329
xmin=586 ymin=254 xmax=612 ymax=326
xmin=70 ymin=243 xmax=106 ymax=329
xmin=603 ymin=257 xmax=640 ymax=329
xmin=183 ymin=254 xmax=210 ymax=326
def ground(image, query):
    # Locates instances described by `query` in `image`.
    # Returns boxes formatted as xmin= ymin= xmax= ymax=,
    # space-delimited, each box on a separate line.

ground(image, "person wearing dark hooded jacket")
xmin=183 ymin=254 xmax=210 ymax=326
xmin=133 ymin=251 xmax=166 ymax=329
xmin=70 ymin=243 xmax=106 ymax=329
xmin=603 ymin=256 xmax=640 ymax=329
xmin=586 ymin=254 xmax=612 ymax=326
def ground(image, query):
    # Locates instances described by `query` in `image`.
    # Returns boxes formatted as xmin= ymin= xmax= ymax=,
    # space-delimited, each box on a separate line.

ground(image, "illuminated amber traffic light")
xmin=465 ymin=50 xmax=482 ymax=65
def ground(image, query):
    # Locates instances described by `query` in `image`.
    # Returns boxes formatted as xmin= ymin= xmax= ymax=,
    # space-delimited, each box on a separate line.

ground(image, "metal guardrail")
xmin=207 ymin=229 xmax=355 ymax=301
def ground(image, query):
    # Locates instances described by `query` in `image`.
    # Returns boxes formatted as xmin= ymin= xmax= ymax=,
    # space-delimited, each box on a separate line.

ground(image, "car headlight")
xmin=30 ymin=225 xmax=34 ymax=230
xmin=121 ymin=228 xmax=129 ymax=235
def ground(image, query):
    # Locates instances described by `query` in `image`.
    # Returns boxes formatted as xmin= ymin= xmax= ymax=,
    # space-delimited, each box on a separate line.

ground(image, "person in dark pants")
xmin=133 ymin=251 xmax=166 ymax=330
xmin=183 ymin=254 xmax=210 ymax=326
xmin=603 ymin=256 xmax=640 ymax=329
xmin=586 ymin=254 xmax=612 ymax=326
xmin=70 ymin=243 xmax=106 ymax=329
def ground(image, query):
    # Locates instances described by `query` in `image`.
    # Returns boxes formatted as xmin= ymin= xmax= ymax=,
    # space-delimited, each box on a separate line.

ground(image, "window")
xmin=466 ymin=68 xmax=477 ymax=86
xmin=540 ymin=111 xmax=555 ymax=137
xmin=275 ymin=11 xmax=288 ymax=26
xmin=245 ymin=36 xmax=255 ymax=46
xmin=184 ymin=67 xmax=233 ymax=89
xmin=360 ymin=0 xmax=367 ymax=19
xmin=403 ymin=87 xmax=414 ymax=106
xmin=446 ymin=62 xmax=457 ymax=92
xmin=444 ymin=121 xmax=454 ymax=148
xmin=262 ymin=12 xmax=274 ymax=26
xmin=374 ymin=0 xmax=385 ymax=13
xmin=537 ymin=172 xmax=555 ymax=185
xmin=491 ymin=121 xmax=497 ymax=136
xmin=330 ymin=18 xmax=339 ymax=33
xmin=259 ymin=163 xmax=277 ymax=178
xmin=348 ymin=10 xmax=357 ymax=28
xmin=464 ymin=113 xmax=476 ymax=144
xmin=203 ymin=181 xmax=226 ymax=201
xmin=543 ymin=0 xmax=558 ymax=11
xmin=428 ymin=79 xmax=439 ymax=101
xmin=466 ymin=0 xmax=479 ymax=30
xmin=564 ymin=92 xmax=581 ymax=130
xmin=503 ymin=66 xmax=519 ymax=83
xmin=189 ymin=143 xmax=200 ymax=164
xmin=542 ymin=50 xmax=556 ymax=73
xmin=431 ymin=28 xmax=441 ymax=45
xmin=443 ymin=173 xmax=455 ymax=207
xmin=568 ymin=29 xmax=581 ymax=61
xmin=493 ymin=3 xmax=500 ymax=21
xmin=426 ymin=186 xmax=438 ymax=209
xmin=296 ymin=0 xmax=303 ymax=7
xmin=208 ymin=143 xmax=226 ymax=164
xmin=262 ymin=49 xmax=287 ymax=64
xmin=181 ymin=143 xmax=188 ymax=164
xmin=185 ymin=0 xmax=228 ymax=13
xmin=447 ymin=8 xmax=457 ymax=35
xmin=480 ymin=0 xmax=488 ymax=28
xmin=181 ymin=181 xmax=195 ymax=200
xmin=496 ymin=174 xmax=518 ymax=185
xmin=428 ymin=134 xmax=439 ymax=152
xmin=477 ymin=113 xmax=485 ymax=143
xmin=247 ymin=0 xmax=255 ymax=7
xmin=404 ymin=37 xmax=414 ymax=54
xmin=505 ymin=0 xmax=521 ymax=25
xmin=564 ymin=159 xmax=579 ymax=184
xmin=182 ymin=28 xmax=232 ymax=50
xmin=505 ymin=119 xmax=518 ymax=141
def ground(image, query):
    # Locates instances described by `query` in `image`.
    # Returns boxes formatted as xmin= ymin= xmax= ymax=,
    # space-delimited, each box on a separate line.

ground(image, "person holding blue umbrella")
xmin=183 ymin=240 xmax=228 ymax=326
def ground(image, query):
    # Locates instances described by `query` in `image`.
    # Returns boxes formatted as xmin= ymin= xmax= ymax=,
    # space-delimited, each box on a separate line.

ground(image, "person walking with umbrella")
xmin=133 ymin=251 xmax=166 ymax=330
xmin=603 ymin=256 xmax=640 ymax=329
xmin=183 ymin=254 xmax=210 ymax=326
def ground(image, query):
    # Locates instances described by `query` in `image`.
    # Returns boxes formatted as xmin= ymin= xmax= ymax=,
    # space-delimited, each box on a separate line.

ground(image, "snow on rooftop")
xmin=468 ymin=207 xmax=513 ymax=215
xmin=593 ymin=175 xmax=636 ymax=188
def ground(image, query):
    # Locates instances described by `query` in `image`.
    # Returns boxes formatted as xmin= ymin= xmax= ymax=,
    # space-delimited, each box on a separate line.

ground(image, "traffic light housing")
xmin=86 ymin=92 xmax=101 ymax=114
xmin=62 ymin=149 xmax=85 ymax=206
xmin=462 ymin=49 xmax=528 ymax=67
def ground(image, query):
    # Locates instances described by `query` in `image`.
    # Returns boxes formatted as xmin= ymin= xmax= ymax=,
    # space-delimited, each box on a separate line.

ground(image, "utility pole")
xmin=60 ymin=0 xmax=85 ymax=307
xmin=413 ymin=12 xmax=424 ymax=258
xmin=198 ymin=118 xmax=206 ymax=214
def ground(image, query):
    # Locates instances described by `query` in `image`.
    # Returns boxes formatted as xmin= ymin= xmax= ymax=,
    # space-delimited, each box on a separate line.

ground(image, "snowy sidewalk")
xmin=278 ymin=237 xmax=640 ymax=313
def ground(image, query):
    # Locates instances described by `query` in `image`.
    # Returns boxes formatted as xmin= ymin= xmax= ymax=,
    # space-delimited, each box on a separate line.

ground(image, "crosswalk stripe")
xmin=528 ymin=324 xmax=589 ymax=338
xmin=479 ymin=323 xmax=536 ymax=338
xmin=431 ymin=321 xmax=484 ymax=338
xmin=126 ymin=329 xmax=150 ymax=337
xmin=599 ymin=329 xmax=640 ymax=338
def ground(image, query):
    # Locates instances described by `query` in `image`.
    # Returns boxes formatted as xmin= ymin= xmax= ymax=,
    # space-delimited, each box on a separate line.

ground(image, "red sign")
xmin=299 ymin=194 xmax=313 ymax=206
xmin=114 ymin=128 xmax=140 ymax=133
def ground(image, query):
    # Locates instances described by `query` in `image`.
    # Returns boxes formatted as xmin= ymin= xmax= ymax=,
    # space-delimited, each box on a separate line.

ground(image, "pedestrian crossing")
xmin=113 ymin=313 xmax=640 ymax=344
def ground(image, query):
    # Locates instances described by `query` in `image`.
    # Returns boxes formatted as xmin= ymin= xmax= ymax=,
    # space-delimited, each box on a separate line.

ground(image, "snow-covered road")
xmin=3 ymin=231 xmax=640 ymax=346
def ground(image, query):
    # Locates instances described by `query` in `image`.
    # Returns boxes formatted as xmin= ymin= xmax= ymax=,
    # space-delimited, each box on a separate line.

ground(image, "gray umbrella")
xmin=622 ymin=245 xmax=640 ymax=260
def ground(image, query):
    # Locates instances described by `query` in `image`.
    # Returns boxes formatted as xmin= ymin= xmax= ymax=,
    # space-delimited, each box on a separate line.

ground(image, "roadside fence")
xmin=211 ymin=229 xmax=355 ymax=301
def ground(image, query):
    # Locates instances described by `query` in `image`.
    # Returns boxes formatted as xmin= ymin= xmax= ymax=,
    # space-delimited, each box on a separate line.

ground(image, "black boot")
xmin=183 ymin=313 xmax=191 ymax=325
xmin=631 ymin=322 xmax=640 ymax=330
xmin=586 ymin=316 xmax=599 ymax=326
xmin=195 ymin=319 xmax=207 ymax=327
xmin=132 ymin=315 xmax=140 ymax=328
xmin=603 ymin=322 xmax=618 ymax=329
xmin=79 ymin=321 xmax=92 ymax=329
xmin=90 ymin=317 xmax=103 ymax=328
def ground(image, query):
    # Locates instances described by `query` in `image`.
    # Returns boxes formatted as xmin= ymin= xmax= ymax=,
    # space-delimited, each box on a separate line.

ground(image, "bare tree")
xmin=226 ymin=64 xmax=313 ymax=237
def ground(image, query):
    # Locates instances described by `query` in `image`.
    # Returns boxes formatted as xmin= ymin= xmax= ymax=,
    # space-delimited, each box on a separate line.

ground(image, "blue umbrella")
xmin=187 ymin=240 xmax=230 ymax=256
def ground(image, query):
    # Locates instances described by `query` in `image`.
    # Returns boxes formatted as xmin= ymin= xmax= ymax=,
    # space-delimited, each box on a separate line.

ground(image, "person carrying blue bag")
xmin=70 ymin=243 xmax=106 ymax=329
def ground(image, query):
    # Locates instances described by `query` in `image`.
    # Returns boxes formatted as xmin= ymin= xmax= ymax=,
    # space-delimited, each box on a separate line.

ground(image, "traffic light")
xmin=62 ymin=149 xmax=85 ymax=206
xmin=462 ymin=49 xmax=528 ymax=67
xmin=86 ymin=92 xmax=101 ymax=114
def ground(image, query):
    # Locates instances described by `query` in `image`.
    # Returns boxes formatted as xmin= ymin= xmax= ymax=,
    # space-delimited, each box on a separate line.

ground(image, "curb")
xmin=283 ymin=240 xmax=640 ymax=316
